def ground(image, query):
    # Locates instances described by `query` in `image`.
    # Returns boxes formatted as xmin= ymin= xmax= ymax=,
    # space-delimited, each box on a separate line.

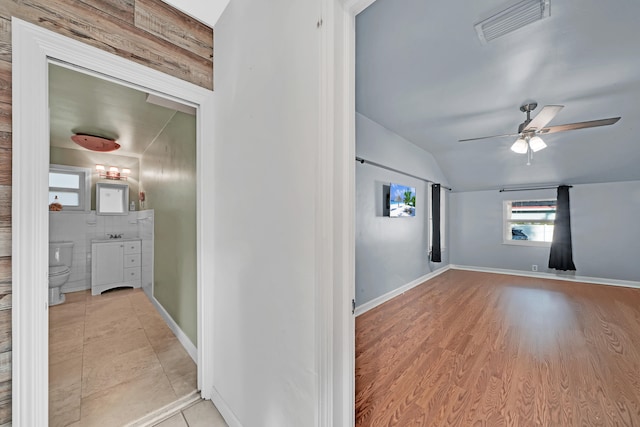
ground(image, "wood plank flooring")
xmin=355 ymin=269 xmax=640 ymax=426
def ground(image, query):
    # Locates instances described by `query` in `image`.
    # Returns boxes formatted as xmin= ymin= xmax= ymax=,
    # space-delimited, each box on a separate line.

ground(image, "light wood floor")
xmin=49 ymin=288 xmax=198 ymax=427
xmin=356 ymin=269 xmax=640 ymax=426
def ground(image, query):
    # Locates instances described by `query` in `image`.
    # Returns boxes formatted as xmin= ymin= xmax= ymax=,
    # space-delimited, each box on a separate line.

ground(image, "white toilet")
xmin=49 ymin=241 xmax=74 ymax=306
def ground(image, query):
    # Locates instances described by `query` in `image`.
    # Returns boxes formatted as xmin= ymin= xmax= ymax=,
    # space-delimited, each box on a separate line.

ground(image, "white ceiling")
xmin=356 ymin=0 xmax=640 ymax=191
xmin=49 ymin=64 xmax=179 ymax=157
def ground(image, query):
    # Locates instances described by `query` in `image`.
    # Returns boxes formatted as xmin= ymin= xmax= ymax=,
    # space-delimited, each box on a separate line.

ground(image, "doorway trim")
xmin=11 ymin=18 xmax=215 ymax=425
xmin=327 ymin=0 xmax=377 ymax=425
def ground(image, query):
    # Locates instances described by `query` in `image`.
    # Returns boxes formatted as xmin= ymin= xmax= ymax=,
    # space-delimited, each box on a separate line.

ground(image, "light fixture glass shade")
xmin=109 ymin=166 xmax=119 ymax=173
xmin=95 ymin=164 xmax=105 ymax=171
xmin=529 ymin=136 xmax=547 ymax=152
xmin=121 ymin=168 xmax=131 ymax=175
xmin=510 ymin=138 xmax=528 ymax=154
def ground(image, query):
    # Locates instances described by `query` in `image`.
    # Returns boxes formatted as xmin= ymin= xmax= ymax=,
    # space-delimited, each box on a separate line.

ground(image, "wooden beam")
xmin=0 ymin=102 xmax=9 ymax=134
xmin=0 ymin=61 xmax=9 ymax=105
xmin=79 ymin=0 xmax=135 ymax=25
xmin=0 ymin=18 xmax=9 ymax=63
xmin=0 ymin=0 xmax=213 ymax=89
xmin=0 ymin=131 xmax=9 ymax=186
xmin=0 ymin=258 xmax=10 ymax=283
xmin=0 ymin=186 xmax=8 ymax=228
xmin=135 ymin=0 xmax=213 ymax=62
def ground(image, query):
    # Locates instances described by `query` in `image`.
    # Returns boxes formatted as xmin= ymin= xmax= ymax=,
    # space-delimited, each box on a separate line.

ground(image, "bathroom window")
xmin=49 ymin=164 xmax=91 ymax=211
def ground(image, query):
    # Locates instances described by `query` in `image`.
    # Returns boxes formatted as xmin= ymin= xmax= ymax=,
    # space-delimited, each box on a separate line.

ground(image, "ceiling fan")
xmin=459 ymin=102 xmax=621 ymax=165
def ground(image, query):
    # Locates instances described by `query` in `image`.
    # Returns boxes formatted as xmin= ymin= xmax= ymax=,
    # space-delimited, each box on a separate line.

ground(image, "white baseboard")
xmin=450 ymin=264 xmax=640 ymax=289
xmin=210 ymin=386 xmax=242 ymax=427
xmin=355 ymin=265 xmax=452 ymax=317
xmin=143 ymin=287 xmax=197 ymax=362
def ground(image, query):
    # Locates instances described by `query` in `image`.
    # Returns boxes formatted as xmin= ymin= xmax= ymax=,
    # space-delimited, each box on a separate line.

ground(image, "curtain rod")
xmin=499 ymin=185 xmax=573 ymax=192
xmin=356 ymin=156 xmax=452 ymax=191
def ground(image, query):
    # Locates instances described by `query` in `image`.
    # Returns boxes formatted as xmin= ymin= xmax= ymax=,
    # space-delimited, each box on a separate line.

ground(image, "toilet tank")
xmin=49 ymin=241 xmax=74 ymax=267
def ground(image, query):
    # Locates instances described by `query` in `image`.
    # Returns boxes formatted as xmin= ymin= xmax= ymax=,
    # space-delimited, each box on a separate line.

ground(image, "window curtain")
xmin=548 ymin=185 xmax=576 ymax=271
xmin=431 ymin=184 xmax=442 ymax=262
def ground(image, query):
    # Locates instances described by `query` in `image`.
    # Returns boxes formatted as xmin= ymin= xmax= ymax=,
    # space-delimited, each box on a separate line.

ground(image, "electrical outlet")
xmin=532 ymin=264 xmax=538 ymax=272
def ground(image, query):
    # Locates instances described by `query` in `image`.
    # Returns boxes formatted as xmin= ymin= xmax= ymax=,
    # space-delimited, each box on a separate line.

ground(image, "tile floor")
xmin=49 ymin=288 xmax=220 ymax=427
xmin=153 ymin=399 xmax=227 ymax=427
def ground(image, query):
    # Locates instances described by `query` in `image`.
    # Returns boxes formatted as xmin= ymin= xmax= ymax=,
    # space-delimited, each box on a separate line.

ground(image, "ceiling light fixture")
xmin=528 ymin=135 xmax=547 ymax=152
xmin=71 ymin=133 xmax=120 ymax=152
xmin=475 ymin=0 xmax=551 ymax=44
xmin=96 ymin=164 xmax=130 ymax=180
xmin=510 ymin=138 xmax=528 ymax=154
xmin=510 ymin=135 xmax=546 ymax=165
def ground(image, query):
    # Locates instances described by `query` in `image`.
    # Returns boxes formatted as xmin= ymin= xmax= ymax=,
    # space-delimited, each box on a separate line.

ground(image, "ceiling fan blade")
xmin=458 ymin=132 xmax=520 ymax=142
xmin=523 ymin=105 xmax=564 ymax=131
xmin=539 ymin=117 xmax=621 ymax=135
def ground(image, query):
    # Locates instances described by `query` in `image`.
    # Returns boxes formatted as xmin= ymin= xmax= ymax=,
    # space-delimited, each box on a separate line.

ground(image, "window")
xmin=49 ymin=165 xmax=91 ymax=211
xmin=504 ymin=199 xmax=556 ymax=246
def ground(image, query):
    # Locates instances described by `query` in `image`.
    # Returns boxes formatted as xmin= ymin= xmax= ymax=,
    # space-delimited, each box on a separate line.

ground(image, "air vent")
xmin=474 ymin=0 xmax=550 ymax=44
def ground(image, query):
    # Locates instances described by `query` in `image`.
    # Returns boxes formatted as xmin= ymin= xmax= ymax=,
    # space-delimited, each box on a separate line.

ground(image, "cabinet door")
xmin=94 ymin=242 xmax=124 ymax=286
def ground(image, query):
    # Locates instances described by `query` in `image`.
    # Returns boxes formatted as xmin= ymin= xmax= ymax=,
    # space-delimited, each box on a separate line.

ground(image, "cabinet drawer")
xmin=124 ymin=240 xmax=141 ymax=254
xmin=123 ymin=267 xmax=140 ymax=281
xmin=125 ymin=253 xmax=141 ymax=268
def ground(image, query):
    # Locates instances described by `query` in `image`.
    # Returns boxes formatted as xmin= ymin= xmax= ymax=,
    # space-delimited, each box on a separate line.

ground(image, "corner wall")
xmin=211 ymin=0 xmax=320 ymax=424
xmin=140 ymin=112 xmax=197 ymax=345
xmin=450 ymin=180 xmax=640 ymax=282
xmin=356 ymin=113 xmax=450 ymax=306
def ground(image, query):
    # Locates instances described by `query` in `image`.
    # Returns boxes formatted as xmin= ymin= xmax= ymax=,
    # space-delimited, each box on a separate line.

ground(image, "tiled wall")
xmin=49 ymin=210 xmax=154 ymax=293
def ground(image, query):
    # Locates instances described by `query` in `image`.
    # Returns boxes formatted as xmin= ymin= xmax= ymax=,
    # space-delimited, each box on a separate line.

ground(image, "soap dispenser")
xmin=130 ymin=201 xmax=135 ymax=211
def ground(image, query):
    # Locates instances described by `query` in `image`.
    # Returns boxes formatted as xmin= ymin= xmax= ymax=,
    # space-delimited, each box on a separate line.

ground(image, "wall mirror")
xmin=96 ymin=182 xmax=129 ymax=215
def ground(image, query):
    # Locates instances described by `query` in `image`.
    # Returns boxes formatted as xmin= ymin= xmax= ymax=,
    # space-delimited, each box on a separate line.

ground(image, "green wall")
xmin=50 ymin=146 xmax=140 ymax=210
xmin=140 ymin=112 xmax=197 ymax=345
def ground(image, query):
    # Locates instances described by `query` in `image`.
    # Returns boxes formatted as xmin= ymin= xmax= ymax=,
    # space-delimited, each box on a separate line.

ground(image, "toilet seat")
xmin=49 ymin=266 xmax=70 ymax=276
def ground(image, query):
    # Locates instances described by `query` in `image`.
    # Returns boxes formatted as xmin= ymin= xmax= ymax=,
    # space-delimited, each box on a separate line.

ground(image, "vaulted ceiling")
xmin=356 ymin=0 xmax=640 ymax=192
xmin=49 ymin=64 xmax=185 ymax=157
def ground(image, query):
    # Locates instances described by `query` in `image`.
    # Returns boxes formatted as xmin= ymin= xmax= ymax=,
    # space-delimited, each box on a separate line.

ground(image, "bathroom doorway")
xmin=47 ymin=62 xmax=200 ymax=424
xmin=12 ymin=19 xmax=215 ymax=424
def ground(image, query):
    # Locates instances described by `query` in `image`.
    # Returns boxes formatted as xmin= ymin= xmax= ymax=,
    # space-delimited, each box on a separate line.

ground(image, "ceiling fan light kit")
xmin=460 ymin=101 xmax=621 ymax=165
xmin=510 ymin=138 xmax=528 ymax=154
xmin=528 ymin=136 xmax=546 ymax=152
xmin=474 ymin=0 xmax=551 ymax=44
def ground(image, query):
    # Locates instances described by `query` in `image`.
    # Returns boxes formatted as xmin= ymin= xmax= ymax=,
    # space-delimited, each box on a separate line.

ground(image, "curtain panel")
xmin=548 ymin=185 xmax=576 ymax=271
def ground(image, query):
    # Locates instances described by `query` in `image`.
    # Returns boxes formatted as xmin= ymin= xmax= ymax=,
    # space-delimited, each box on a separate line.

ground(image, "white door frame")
xmin=11 ymin=18 xmax=215 ymax=426
xmin=325 ymin=0 xmax=377 ymax=425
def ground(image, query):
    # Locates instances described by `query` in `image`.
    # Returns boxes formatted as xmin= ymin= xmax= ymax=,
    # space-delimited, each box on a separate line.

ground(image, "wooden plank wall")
xmin=0 ymin=1 xmax=213 ymax=423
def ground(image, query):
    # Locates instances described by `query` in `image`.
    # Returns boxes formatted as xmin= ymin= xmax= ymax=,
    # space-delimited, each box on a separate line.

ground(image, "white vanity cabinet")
xmin=91 ymin=239 xmax=141 ymax=295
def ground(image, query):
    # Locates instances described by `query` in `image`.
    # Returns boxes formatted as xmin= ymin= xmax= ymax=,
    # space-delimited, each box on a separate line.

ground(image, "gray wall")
xmin=450 ymin=180 xmax=640 ymax=282
xmin=356 ymin=113 xmax=450 ymax=306
xmin=140 ymin=112 xmax=197 ymax=345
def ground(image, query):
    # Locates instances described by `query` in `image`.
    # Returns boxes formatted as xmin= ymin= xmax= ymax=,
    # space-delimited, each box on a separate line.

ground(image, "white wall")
xmin=450 ymin=180 xmax=640 ymax=282
xmin=356 ymin=113 xmax=450 ymax=306
xmin=211 ymin=0 xmax=320 ymax=425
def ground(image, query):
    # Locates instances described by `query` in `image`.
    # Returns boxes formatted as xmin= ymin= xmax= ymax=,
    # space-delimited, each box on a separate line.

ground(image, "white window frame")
xmin=427 ymin=184 xmax=446 ymax=251
xmin=503 ymin=198 xmax=556 ymax=247
xmin=49 ymin=164 xmax=91 ymax=211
